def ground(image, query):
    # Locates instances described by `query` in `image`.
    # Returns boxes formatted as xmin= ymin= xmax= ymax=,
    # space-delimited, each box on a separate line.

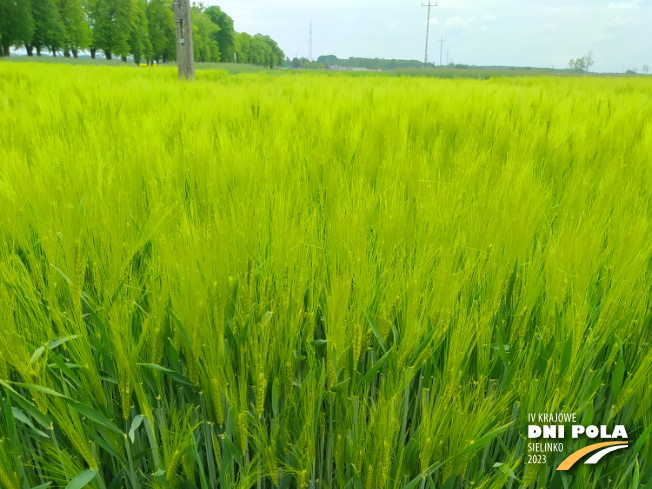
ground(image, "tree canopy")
xmin=0 ymin=0 xmax=284 ymax=67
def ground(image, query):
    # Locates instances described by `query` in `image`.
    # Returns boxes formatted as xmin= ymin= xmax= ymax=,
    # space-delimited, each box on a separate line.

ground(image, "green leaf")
xmin=4 ymin=393 xmax=16 ymax=439
xmin=357 ymin=348 xmax=392 ymax=386
xmin=0 ymin=379 xmax=53 ymax=429
xmin=410 ymin=324 xmax=439 ymax=364
xmin=47 ymin=336 xmax=78 ymax=350
xmin=632 ymin=423 xmax=652 ymax=457
xmin=585 ymin=363 xmax=607 ymax=400
xmin=192 ymin=435 xmax=210 ymax=489
xmin=65 ymin=469 xmax=98 ymax=489
xmin=560 ymin=331 xmax=573 ymax=377
xmin=152 ymin=469 xmax=166 ymax=487
xmin=30 ymin=346 xmax=46 ymax=364
xmin=365 ymin=312 xmax=387 ymax=353
xmin=12 ymin=408 xmax=49 ymax=438
xmin=48 ymin=352 xmax=83 ymax=388
xmin=271 ymin=379 xmax=279 ymax=417
xmin=106 ymin=470 xmax=124 ymax=489
xmin=11 ymin=382 xmax=66 ymax=397
xmin=223 ymin=434 xmax=243 ymax=465
xmin=137 ymin=363 xmax=194 ymax=386
xmin=495 ymin=327 xmax=510 ymax=371
xmin=330 ymin=378 xmax=350 ymax=392
xmin=612 ymin=351 xmax=625 ymax=403
xmin=164 ymin=338 xmax=181 ymax=371
xmin=310 ymin=339 xmax=328 ymax=347
xmin=402 ymin=460 xmax=448 ymax=489
xmin=64 ymin=398 xmax=124 ymax=434
xmin=459 ymin=423 xmax=511 ymax=456
xmin=31 ymin=483 xmax=53 ymax=489
xmin=50 ymin=264 xmax=72 ymax=285
xmin=129 ymin=414 xmax=145 ymax=443
xmin=441 ymin=472 xmax=457 ymax=489
xmin=85 ymin=426 xmax=126 ymax=462
xmin=170 ymin=311 xmax=193 ymax=351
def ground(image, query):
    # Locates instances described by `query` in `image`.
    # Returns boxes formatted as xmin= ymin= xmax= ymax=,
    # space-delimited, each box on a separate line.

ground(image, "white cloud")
xmin=481 ymin=13 xmax=497 ymax=22
xmin=607 ymin=0 xmax=642 ymax=10
xmin=606 ymin=15 xmax=642 ymax=26
xmin=428 ymin=17 xmax=440 ymax=25
xmin=445 ymin=16 xmax=469 ymax=28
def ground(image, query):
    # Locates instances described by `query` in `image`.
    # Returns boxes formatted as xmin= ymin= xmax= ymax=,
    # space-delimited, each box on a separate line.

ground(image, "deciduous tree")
xmin=204 ymin=6 xmax=234 ymax=63
xmin=583 ymin=51 xmax=594 ymax=72
xmin=92 ymin=0 xmax=135 ymax=60
xmin=0 ymin=0 xmax=35 ymax=56
xmin=146 ymin=0 xmax=175 ymax=63
xmin=56 ymin=0 xmax=91 ymax=57
xmin=129 ymin=0 xmax=152 ymax=64
xmin=191 ymin=5 xmax=220 ymax=62
xmin=28 ymin=0 xmax=66 ymax=56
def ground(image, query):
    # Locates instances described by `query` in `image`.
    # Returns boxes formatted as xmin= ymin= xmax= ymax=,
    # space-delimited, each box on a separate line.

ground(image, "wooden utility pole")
xmin=173 ymin=0 xmax=195 ymax=81
xmin=422 ymin=3 xmax=437 ymax=66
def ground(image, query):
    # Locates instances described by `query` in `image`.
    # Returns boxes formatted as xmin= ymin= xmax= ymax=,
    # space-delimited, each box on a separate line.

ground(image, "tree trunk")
xmin=91 ymin=47 xmax=96 ymax=59
xmin=121 ymin=55 xmax=127 ymax=62
xmin=37 ymin=47 xmax=41 ymax=56
xmin=72 ymin=48 xmax=78 ymax=58
xmin=106 ymin=52 xmax=112 ymax=60
xmin=2 ymin=45 xmax=10 ymax=57
xmin=64 ymin=47 xmax=70 ymax=57
xmin=52 ymin=48 xmax=57 ymax=57
xmin=26 ymin=46 xmax=34 ymax=56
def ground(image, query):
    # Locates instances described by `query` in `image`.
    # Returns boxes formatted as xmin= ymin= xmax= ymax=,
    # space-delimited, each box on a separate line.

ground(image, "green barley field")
xmin=0 ymin=62 xmax=651 ymax=489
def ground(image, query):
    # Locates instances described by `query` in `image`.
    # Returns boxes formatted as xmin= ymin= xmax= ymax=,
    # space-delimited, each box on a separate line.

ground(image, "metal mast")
xmin=438 ymin=35 xmax=446 ymax=66
xmin=422 ymin=3 xmax=437 ymax=65
xmin=309 ymin=21 xmax=313 ymax=62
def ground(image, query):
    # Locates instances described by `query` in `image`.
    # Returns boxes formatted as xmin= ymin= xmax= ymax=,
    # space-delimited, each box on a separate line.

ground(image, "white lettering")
xmin=529 ymin=425 xmax=542 ymax=438
xmin=612 ymin=425 xmax=628 ymax=439
xmin=572 ymin=425 xmax=585 ymax=438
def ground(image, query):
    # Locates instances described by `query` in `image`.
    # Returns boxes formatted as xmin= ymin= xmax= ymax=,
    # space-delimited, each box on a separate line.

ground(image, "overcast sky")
xmin=205 ymin=0 xmax=651 ymax=72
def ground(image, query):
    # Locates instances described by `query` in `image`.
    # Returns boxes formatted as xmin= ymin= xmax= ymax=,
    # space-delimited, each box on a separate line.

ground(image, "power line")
xmin=438 ymin=35 xmax=446 ymax=67
xmin=421 ymin=3 xmax=437 ymax=66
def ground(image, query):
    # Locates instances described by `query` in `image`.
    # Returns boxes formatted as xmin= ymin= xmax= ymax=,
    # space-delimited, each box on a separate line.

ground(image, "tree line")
xmin=0 ymin=0 xmax=285 ymax=67
xmin=317 ymin=55 xmax=432 ymax=70
xmin=568 ymin=52 xmax=594 ymax=73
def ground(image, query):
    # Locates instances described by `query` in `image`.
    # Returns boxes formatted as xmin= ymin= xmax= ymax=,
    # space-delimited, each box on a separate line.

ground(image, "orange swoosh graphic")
xmin=557 ymin=442 xmax=628 ymax=470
